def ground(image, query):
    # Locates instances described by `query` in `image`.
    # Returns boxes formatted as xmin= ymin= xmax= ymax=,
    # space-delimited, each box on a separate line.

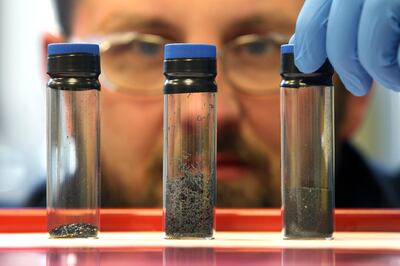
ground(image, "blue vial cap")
xmin=281 ymin=44 xmax=294 ymax=55
xmin=48 ymin=43 xmax=100 ymax=56
xmin=164 ymin=44 xmax=216 ymax=59
xmin=280 ymin=43 xmax=333 ymax=81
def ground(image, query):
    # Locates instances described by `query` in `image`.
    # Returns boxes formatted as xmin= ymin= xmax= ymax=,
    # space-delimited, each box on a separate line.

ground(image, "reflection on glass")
xmin=163 ymin=248 xmax=216 ymax=266
xmin=46 ymin=249 xmax=100 ymax=266
xmin=282 ymin=249 xmax=335 ymax=266
xmin=1 ymin=248 xmax=400 ymax=265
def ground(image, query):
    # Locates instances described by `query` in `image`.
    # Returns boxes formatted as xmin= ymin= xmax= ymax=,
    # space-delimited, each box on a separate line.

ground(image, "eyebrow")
xmin=224 ymin=14 xmax=295 ymax=41
xmin=96 ymin=13 xmax=177 ymax=34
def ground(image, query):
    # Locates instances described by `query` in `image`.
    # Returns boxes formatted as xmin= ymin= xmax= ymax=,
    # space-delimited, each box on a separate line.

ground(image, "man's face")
xmin=71 ymin=0 xmax=303 ymax=207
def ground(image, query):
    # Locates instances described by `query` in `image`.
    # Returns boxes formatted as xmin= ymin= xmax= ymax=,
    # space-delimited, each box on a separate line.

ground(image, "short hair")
xmin=53 ymin=0 xmax=75 ymax=36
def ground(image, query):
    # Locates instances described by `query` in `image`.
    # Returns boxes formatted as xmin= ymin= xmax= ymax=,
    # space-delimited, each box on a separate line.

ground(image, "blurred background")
xmin=0 ymin=0 xmax=399 ymax=207
xmin=0 ymin=0 xmax=56 ymax=206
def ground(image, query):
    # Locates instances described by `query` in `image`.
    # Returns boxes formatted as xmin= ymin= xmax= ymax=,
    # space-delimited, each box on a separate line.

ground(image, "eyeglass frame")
xmin=71 ymin=31 xmax=290 ymax=96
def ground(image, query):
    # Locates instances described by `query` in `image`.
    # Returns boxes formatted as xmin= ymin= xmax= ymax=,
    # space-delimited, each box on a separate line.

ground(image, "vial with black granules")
xmin=47 ymin=43 xmax=101 ymax=238
xmin=280 ymin=44 xmax=334 ymax=239
xmin=163 ymin=44 xmax=217 ymax=239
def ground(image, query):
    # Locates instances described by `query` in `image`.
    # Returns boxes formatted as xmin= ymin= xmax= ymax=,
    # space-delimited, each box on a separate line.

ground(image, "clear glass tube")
xmin=281 ymin=85 xmax=334 ymax=239
xmin=163 ymin=92 xmax=216 ymax=239
xmin=47 ymin=88 xmax=100 ymax=238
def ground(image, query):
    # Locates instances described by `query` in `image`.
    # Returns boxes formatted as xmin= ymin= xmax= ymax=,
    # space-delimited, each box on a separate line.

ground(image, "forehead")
xmin=73 ymin=0 xmax=302 ymax=37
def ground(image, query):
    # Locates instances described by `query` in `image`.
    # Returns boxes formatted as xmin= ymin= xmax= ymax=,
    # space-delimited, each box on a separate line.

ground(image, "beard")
xmin=101 ymin=122 xmax=281 ymax=208
xmin=216 ymin=123 xmax=281 ymax=207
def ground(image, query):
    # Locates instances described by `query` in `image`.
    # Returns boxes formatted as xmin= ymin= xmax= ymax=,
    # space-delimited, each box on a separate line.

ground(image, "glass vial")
xmin=47 ymin=44 xmax=101 ymax=238
xmin=280 ymin=44 xmax=334 ymax=239
xmin=163 ymin=44 xmax=217 ymax=239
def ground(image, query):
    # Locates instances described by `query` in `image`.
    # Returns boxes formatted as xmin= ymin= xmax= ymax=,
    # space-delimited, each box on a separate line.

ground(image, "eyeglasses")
xmin=76 ymin=32 xmax=289 ymax=95
xmin=222 ymin=32 xmax=288 ymax=95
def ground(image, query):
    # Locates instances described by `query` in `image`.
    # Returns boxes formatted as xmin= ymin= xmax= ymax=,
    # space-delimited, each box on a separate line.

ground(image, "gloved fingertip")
xmin=346 ymin=85 xmax=370 ymax=97
xmin=389 ymin=85 xmax=400 ymax=93
xmin=339 ymin=74 xmax=372 ymax=96
xmin=289 ymin=34 xmax=295 ymax=44
xmin=397 ymin=47 xmax=400 ymax=67
xmin=293 ymin=33 xmax=326 ymax=74
xmin=294 ymin=55 xmax=321 ymax=74
xmin=379 ymin=81 xmax=400 ymax=93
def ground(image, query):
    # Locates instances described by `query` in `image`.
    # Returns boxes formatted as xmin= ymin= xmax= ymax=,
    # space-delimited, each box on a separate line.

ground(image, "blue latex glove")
xmin=292 ymin=0 xmax=400 ymax=96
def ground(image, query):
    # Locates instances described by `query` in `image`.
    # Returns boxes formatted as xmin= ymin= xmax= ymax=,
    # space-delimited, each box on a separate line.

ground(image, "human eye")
xmin=228 ymin=33 xmax=286 ymax=64
xmin=102 ymin=33 xmax=166 ymax=62
xmin=99 ymin=33 xmax=167 ymax=95
xmin=105 ymin=40 xmax=163 ymax=62
xmin=134 ymin=40 xmax=163 ymax=57
xmin=241 ymin=39 xmax=271 ymax=56
xmin=232 ymin=37 xmax=276 ymax=64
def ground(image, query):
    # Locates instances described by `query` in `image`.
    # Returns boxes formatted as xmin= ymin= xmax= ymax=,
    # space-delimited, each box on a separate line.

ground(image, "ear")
xmin=43 ymin=32 xmax=64 ymax=52
xmin=338 ymin=78 xmax=372 ymax=140
xmin=41 ymin=33 xmax=64 ymax=75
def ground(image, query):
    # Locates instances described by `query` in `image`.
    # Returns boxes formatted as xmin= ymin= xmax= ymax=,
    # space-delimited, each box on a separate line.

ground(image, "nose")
xmin=183 ymin=33 xmax=241 ymax=135
xmin=173 ymin=58 xmax=242 ymax=148
xmin=215 ymin=61 xmax=241 ymax=133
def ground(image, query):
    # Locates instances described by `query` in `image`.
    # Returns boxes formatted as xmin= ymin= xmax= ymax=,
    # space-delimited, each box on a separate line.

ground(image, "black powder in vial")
xmin=283 ymin=187 xmax=333 ymax=239
xmin=165 ymin=161 xmax=215 ymax=239
xmin=49 ymin=223 xmax=98 ymax=238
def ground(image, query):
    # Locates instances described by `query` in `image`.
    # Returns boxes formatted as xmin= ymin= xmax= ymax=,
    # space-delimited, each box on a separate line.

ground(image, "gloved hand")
xmin=292 ymin=0 xmax=400 ymax=96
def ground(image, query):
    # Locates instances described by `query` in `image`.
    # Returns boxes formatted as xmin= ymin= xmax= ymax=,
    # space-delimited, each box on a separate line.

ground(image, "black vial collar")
xmin=47 ymin=44 xmax=100 ymax=77
xmin=47 ymin=53 xmax=100 ymax=78
xmin=47 ymin=44 xmax=101 ymax=90
xmin=163 ymin=44 xmax=217 ymax=94
xmin=280 ymin=44 xmax=333 ymax=87
xmin=163 ymin=58 xmax=217 ymax=94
